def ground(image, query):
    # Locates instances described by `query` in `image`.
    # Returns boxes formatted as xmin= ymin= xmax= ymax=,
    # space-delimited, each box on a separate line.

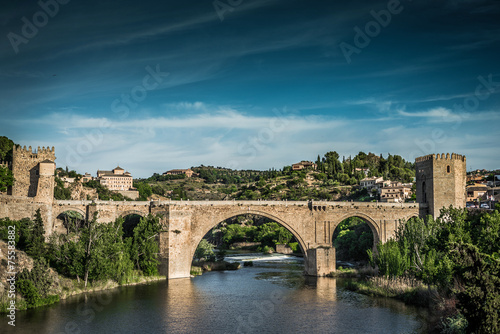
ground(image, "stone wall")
xmin=0 ymin=195 xmax=54 ymax=233
xmin=276 ymin=244 xmax=293 ymax=254
xmin=117 ymin=190 xmax=139 ymax=200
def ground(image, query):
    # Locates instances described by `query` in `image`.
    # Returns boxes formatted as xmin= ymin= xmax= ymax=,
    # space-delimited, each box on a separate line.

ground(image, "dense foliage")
xmin=54 ymin=177 xmax=72 ymax=200
xmin=126 ymin=215 xmax=162 ymax=275
xmin=48 ymin=213 xmax=162 ymax=286
xmin=0 ymin=136 xmax=14 ymax=162
xmin=145 ymin=173 xmax=186 ymax=182
xmin=0 ymin=165 xmax=13 ymax=192
xmin=0 ymin=210 xmax=45 ymax=256
xmin=134 ymin=181 xmax=152 ymax=201
xmin=1 ymin=212 xmax=163 ymax=299
xmin=332 ymin=217 xmax=373 ymax=262
xmin=17 ymin=258 xmax=59 ymax=308
xmin=55 ymin=167 xmax=82 ymax=179
xmin=204 ymin=215 xmax=294 ymax=253
xmin=192 ymin=151 xmax=414 ymax=187
xmin=83 ymin=179 xmax=132 ymax=201
xmin=194 ymin=239 xmax=216 ymax=261
xmin=369 ymin=206 xmax=500 ymax=333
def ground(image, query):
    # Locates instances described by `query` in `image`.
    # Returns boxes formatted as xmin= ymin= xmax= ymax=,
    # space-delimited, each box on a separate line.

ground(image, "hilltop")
xmin=134 ymin=151 xmax=416 ymax=202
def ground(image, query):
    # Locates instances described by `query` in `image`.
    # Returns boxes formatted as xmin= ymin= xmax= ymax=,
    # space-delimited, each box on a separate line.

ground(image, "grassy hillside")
xmin=136 ymin=151 xmax=415 ymax=202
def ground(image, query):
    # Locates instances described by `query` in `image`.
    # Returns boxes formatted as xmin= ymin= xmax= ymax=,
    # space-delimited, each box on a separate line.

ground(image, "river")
xmin=1 ymin=254 xmax=430 ymax=333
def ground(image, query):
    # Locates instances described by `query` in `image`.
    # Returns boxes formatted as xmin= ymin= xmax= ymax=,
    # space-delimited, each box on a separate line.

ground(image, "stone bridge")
xmin=0 ymin=152 xmax=464 ymax=278
xmin=10 ymin=198 xmax=422 ymax=278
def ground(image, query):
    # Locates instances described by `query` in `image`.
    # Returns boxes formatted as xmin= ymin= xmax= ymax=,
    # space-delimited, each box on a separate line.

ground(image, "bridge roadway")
xmin=1 ymin=196 xmax=426 ymax=278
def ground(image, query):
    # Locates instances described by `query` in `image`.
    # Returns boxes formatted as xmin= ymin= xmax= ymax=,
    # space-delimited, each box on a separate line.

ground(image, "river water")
xmin=2 ymin=254 xmax=429 ymax=333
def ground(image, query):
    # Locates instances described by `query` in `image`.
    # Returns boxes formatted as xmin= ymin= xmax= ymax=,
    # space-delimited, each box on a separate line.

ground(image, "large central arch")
xmin=189 ymin=209 xmax=308 ymax=266
xmin=331 ymin=212 xmax=381 ymax=247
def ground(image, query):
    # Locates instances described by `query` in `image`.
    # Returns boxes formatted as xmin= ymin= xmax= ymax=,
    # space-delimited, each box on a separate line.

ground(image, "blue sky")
xmin=1 ymin=0 xmax=499 ymax=177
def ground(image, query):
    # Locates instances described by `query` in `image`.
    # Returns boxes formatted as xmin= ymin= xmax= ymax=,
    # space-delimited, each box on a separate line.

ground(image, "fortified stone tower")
xmin=12 ymin=146 xmax=56 ymax=203
xmin=415 ymin=153 xmax=466 ymax=218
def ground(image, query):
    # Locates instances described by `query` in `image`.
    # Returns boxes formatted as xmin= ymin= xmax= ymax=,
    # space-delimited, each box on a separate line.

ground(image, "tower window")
xmin=447 ymin=165 xmax=451 ymax=173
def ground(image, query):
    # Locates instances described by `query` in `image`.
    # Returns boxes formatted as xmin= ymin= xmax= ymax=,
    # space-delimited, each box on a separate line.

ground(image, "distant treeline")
xmin=191 ymin=151 xmax=414 ymax=185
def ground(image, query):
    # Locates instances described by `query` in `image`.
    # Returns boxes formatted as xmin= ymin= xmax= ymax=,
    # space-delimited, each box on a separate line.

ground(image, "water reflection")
xmin=311 ymin=276 xmax=338 ymax=302
xmin=0 ymin=255 xmax=429 ymax=334
xmin=160 ymin=278 xmax=203 ymax=332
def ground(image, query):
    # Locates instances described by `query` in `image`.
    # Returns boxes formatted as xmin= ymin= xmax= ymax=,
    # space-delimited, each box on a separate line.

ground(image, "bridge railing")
xmin=54 ymin=199 xmax=425 ymax=208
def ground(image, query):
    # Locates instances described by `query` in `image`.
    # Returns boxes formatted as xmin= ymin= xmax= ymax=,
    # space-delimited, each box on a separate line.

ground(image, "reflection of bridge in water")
xmin=50 ymin=199 xmax=424 ymax=278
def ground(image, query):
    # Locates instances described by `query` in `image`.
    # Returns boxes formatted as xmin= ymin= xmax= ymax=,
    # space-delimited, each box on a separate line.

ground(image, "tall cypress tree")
xmin=27 ymin=209 xmax=46 ymax=259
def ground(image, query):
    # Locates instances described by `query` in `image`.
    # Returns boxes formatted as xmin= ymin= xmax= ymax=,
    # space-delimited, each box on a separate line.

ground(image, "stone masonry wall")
xmin=12 ymin=146 xmax=55 ymax=200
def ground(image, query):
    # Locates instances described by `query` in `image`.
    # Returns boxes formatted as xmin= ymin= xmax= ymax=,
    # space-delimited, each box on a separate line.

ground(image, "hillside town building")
xmin=163 ymin=169 xmax=196 ymax=177
xmin=97 ymin=166 xmax=133 ymax=191
xmin=380 ymin=183 xmax=413 ymax=203
xmin=466 ymin=184 xmax=489 ymax=202
xmin=292 ymin=161 xmax=317 ymax=171
xmin=360 ymin=176 xmax=384 ymax=189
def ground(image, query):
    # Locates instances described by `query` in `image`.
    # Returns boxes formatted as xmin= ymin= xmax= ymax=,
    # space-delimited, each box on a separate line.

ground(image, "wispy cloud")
xmin=397 ymin=107 xmax=453 ymax=118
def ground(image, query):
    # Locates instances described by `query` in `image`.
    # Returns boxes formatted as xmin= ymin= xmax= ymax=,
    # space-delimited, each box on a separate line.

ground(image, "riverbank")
xmin=334 ymin=271 xmax=466 ymax=332
xmin=343 ymin=275 xmax=435 ymax=307
xmin=0 ymin=270 xmax=166 ymax=313
xmin=191 ymin=260 xmax=241 ymax=276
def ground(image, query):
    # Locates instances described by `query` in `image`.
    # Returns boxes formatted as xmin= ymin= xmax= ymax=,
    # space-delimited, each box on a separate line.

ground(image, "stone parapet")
xmin=416 ymin=153 xmax=466 ymax=163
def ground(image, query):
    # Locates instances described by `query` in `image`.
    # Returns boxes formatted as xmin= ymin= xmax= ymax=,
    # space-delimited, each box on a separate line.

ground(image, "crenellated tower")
xmin=415 ymin=153 xmax=466 ymax=218
xmin=12 ymin=145 xmax=56 ymax=203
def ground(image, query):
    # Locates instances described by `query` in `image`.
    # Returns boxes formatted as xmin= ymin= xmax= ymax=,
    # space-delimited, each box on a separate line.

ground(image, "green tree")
xmin=82 ymin=217 xmax=134 ymax=285
xmin=17 ymin=279 xmax=40 ymax=308
xmin=54 ymin=177 xmax=72 ymax=200
xmin=17 ymin=257 xmax=57 ymax=308
xmin=0 ymin=165 xmax=13 ymax=192
xmin=449 ymin=242 xmax=500 ymax=334
xmin=26 ymin=209 xmax=46 ymax=259
xmin=151 ymin=185 xmax=165 ymax=196
xmin=368 ymin=239 xmax=409 ymax=278
xmin=135 ymin=182 xmax=152 ymax=200
xmin=47 ymin=233 xmax=86 ymax=281
xmin=0 ymin=136 xmax=14 ymax=161
xmin=194 ymin=239 xmax=216 ymax=261
xmin=333 ymin=217 xmax=373 ymax=261
xmin=255 ymin=222 xmax=292 ymax=247
xmin=127 ymin=215 xmax=161 ymax=276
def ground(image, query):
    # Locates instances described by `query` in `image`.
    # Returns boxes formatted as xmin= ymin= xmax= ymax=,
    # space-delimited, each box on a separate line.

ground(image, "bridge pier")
xmin=304 ymin=247 xmax=336 ymax=276
xmin=158 ymin=230 xmax=169 ymax=277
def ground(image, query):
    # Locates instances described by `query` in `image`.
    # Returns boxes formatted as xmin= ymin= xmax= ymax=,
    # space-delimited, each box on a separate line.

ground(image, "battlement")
xmin=415 ymin=153 xmax=466 ymax=163
xmin=14 ymin=145 xmax=55 ymax=157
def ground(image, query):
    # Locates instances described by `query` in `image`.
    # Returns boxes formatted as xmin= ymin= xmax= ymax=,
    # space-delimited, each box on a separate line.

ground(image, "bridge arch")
xmin=55 ymin=207 xmax=86 ymax=219
xmin=404 ymin=213 xmax=419 ymax=222
xmin=119 ymin=210 xmax=147 ymax=219
xmin=55 ymin=208 xmax=86 ymax=234
xmin=119 ymin=210 xmax=148 ymax=237
xmin=332 ymin=212 xmax=381 ymax=247
xmin=189 ymin=209 xmax=308 ymax=264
